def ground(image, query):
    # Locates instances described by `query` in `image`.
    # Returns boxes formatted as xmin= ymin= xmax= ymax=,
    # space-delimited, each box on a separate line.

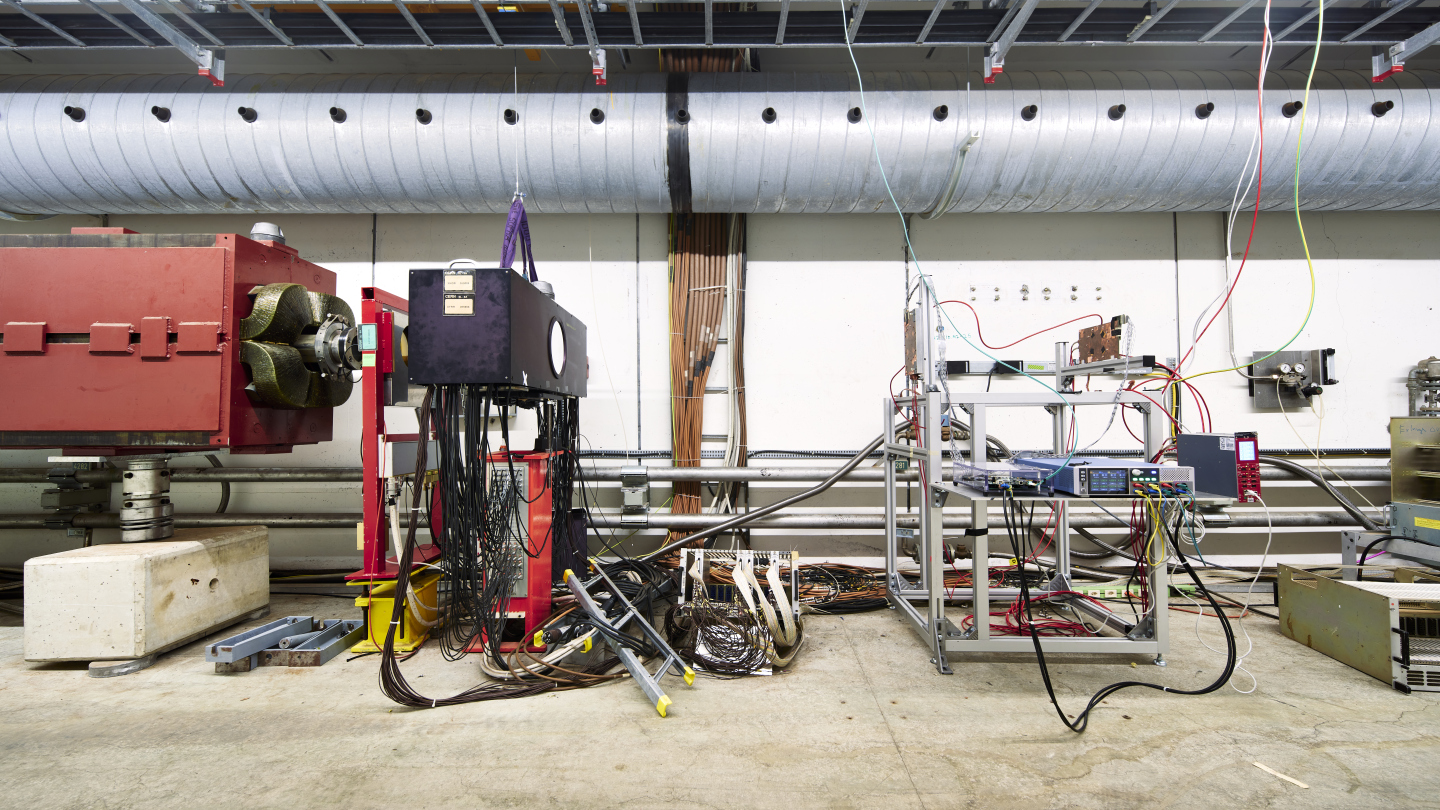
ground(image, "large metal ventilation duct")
xmin=0 ymin=70 xmax=1434 ymax=216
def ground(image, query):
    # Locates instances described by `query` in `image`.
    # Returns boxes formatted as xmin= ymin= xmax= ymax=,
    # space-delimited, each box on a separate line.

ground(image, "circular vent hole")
xmin=590 ymin=107 xmax=605 ymax=124
xmin=504 ymin=108 xmax=518 ymax=125
xmin=415 ymin=108 xmax=432 ymax=125
xmin=933 ymin=104 xmax=949 ymax=122
xmin=847 ymin=107 xmax=862 ymax=124
xmin=237 ymin=106 xmax=258 ymax=123
xmin=329 ymin=106 xmax=346 ymax=123
xmin=64 ymin=106 xmax=86 ymax=122
xmin=1196 ymin=102 xmax=1215 ymax=119
xmin=761 ymin=107 xmax=777 ymax=123
xmin=1108 ymin=104 xmax=1126 ymax=120
xmin=1021 ymin=104 xmax=1038 ymax=121
xmin=151 ymin=105 xmax=171 ymax=123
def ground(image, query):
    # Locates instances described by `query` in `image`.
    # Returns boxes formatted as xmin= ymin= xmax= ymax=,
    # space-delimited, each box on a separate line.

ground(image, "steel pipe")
xmin=579 ymin=464 xmax=1390 ymax=482
xmin=0 ymin=70 xmax=1435 ymax=215
xmin=592 ymin=511 xmax=1367 ymax=530
xmin=0 ymin=467 xmax=363 ymax=484
xmin=0 ymin=508 xmax=1370 ymax=531
xmin=0 ymin=463 xmax=1387 ymax=485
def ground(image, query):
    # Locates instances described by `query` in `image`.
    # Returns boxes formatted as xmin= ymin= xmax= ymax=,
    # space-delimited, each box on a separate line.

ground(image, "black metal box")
xmin=407 ymin=267 xmax=587 ymax=396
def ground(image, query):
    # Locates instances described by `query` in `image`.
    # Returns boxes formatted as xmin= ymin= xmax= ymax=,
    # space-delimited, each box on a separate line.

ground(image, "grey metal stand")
xmin=883 ymin=381 xmax=1181 ymax=674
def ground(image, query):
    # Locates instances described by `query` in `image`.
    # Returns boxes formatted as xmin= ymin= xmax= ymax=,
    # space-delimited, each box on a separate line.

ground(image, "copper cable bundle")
xmin=667 ymin=213 xmax=733 ymax=528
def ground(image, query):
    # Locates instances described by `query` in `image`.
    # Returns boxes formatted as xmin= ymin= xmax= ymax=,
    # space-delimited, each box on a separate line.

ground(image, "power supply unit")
xmin=1176 ymin=432 xmax=1261 ymax=502
xmin=1013 ymin=456 xmax=1194 ymax=497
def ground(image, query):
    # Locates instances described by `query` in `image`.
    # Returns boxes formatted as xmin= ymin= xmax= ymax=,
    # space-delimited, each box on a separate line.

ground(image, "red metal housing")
xmin=0 ymin=228 xmax=337 ymax=454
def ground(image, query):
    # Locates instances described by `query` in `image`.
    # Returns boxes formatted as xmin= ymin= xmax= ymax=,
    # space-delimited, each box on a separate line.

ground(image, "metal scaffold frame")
xmin=881 ymin=333 xmax=1230 ymax=674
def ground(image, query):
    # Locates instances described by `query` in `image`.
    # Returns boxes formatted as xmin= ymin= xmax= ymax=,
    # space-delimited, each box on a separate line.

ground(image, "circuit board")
xmin=1077 ymin=315 xmax=1129 ymax=364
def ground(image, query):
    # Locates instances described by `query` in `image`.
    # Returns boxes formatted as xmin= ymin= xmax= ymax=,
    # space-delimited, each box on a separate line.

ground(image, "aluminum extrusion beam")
xmin=917 ymin=0 xmax=945 ymax=43
xmin=847 ymin=0 xmax=871 ymax=42
xmin=1057 ymin=0 xmax=1101 ymax=41
xmin=775 ymin=0 xmax=790 ymax=44
xmin=0 ymin=0 xmax=85 ymax=46
xmin=233 ymin=0 xmax=293 ymax=46
xmin=1374 ymin=19 xmax=1440 ymax=81
xmin=391 ymin=0 xmax=433 ymax=45
xmin=2 ymin=70 xmax=1438 ymax=215
xmin=1274 ymin=0 xmax=1334 ymax=42
xmin=75 ymin=0 xmax=154 ymax=45
xmin=1342 ymin=0 xmax=1420 ymax=43
xmin=1197 ymin=0 xmax=1257 ymax=42
xmin=1127 ymin=0 xmax=1179 ymax=42
xmin=315 ymin=0 xmax=364 ymax=45
xmin=154 ymin=0 xmax=224 ymax=46
xmin=110 ymin=0 xmax=223 ymax=80
xmin=547 ymin=0 xmax=573 ymax=45
xmin=470 ymin=0 xmax=502 ymax=45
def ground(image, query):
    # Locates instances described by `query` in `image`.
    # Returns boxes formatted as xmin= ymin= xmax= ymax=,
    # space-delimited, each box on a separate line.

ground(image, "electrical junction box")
xmin=1013 ymin=456 xmax=1194 ymax=497
xmin=1177 ymin=432 xmax=1261 ymax=502
xmin=24 ymin=526 xmax=268 ymax=662
xmin=407 ymin=267 xmax=586 ymax=395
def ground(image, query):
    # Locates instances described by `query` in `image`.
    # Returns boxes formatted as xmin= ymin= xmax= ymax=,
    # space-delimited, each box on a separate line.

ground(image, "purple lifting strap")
xmin=500 ymin=198 xmax=538 ymax=281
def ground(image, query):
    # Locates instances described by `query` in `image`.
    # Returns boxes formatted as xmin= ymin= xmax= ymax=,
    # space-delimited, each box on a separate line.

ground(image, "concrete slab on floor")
xmin=1 ymin=594 xmax=1437 ymax=809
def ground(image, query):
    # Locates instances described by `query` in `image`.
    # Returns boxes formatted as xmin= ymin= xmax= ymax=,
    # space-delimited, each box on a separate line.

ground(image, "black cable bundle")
xmin=1001 ymin=491 xmax=1237 ymax=733
xmin=429 ymin=385 xmax=523 ymax=666
xmin=378 ymin=387 xmax=553 ymax=708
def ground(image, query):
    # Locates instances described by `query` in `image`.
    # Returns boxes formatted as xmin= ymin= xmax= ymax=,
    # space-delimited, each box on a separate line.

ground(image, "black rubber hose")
xmin=1257 ymin=455 xmax=1381 ymax=532
xmin=1069 ymin=527 xmax=1121 ymax=560
xmin=1355 ymin=535 xmax=1408 ymax=582
xmin=206 ymin=454 xmax=230 ymax=514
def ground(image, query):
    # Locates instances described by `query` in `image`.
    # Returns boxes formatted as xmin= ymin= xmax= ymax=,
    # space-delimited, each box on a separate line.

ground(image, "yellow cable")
xmin=1176 ymin=13 xmax=1323 ymax=386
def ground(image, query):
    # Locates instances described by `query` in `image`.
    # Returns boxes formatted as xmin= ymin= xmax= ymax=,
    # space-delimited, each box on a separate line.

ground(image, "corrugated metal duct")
xmin=0 ymin=70 xmax=1435 ymax=216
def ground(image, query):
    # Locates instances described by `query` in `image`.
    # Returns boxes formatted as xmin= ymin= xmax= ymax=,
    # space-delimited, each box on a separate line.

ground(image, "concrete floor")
xmin=2 ymin=595 xmax=1438 ymax=809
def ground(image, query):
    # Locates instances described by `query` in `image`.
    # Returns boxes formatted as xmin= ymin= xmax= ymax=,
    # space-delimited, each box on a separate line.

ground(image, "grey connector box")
xmin=408 ymin=267 xmax=587 ymax=396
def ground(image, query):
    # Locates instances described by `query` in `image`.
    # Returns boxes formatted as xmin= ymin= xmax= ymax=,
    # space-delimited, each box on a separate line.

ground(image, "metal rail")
xmin=0 ymin=509 xmax=1376 ymax=530
xmin=0 ymin=464 xmax=1387 ymax=484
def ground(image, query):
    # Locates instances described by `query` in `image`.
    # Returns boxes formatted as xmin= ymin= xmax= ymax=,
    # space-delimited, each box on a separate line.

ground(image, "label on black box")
xmin=443 ymin=269 xmax=475 ymax=316
xmin=443 ymin=293 xmax=474 ymax=316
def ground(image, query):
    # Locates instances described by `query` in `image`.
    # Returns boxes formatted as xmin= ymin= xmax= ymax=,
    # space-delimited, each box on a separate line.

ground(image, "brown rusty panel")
xmin=1278 ymin=564 xmax=1396 ymax=686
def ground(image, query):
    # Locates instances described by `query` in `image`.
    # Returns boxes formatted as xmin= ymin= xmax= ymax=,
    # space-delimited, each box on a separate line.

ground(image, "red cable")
xmin=938 ymin=300 xmax=1103 ymax=351
xmin=1175 ymin=33 xmax=1268 ymax=374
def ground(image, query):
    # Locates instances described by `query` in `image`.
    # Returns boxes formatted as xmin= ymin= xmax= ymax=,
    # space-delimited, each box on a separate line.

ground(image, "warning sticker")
xmin=1416 ymin=516 xmax=1440 ymax=531
xmin=1219 ymin=437 xmax=1235 ymax=451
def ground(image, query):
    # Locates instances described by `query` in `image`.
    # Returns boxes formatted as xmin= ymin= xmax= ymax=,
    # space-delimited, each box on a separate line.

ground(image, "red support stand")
xmin=347 ymin=286 xmax=441 ymax=582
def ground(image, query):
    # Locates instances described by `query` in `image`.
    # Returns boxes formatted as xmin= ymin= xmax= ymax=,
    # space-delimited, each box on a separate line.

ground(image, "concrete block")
xmin=24 ymin=526 xmax=269 ymax=662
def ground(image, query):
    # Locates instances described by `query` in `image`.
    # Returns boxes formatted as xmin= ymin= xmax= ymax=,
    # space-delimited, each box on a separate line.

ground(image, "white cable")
xmin=1183 ymin=489 xmax=1270 ymax=694
xmin=1277 ymin=385 xmax=1379 ymax=509
xmin=1179 ymin=0 xmax=1274 ymax=376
